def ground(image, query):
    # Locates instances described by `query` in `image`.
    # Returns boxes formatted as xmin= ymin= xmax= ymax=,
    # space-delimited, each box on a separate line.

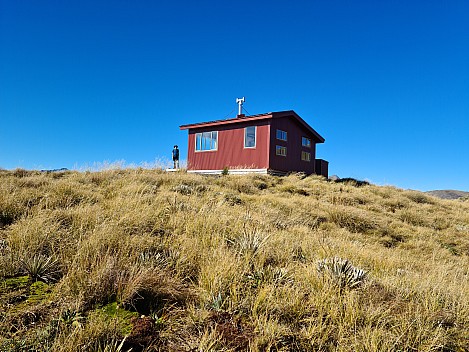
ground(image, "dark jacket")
xmin=172 ymin=148 xmax=179 ymax=160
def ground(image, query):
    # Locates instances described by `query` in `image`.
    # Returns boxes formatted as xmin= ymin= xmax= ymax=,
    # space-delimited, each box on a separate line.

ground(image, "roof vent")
xmin=236 ymin=97 xmax=245 ymax=117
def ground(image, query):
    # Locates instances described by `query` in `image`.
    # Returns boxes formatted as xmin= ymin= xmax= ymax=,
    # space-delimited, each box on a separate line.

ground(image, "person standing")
xmin=172 ymin=145 xmax=179 ymax=169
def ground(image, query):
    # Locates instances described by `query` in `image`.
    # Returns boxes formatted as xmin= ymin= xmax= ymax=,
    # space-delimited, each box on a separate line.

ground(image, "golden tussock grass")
xmin=0 ymin=168 xmax=468 ymax=351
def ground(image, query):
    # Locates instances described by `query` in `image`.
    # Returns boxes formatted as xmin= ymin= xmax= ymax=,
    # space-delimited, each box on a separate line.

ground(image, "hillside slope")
xmin=426 ymin=190 xmax=469 ymax=200
xmin=1 ymin=169 xmax=468 ymax=351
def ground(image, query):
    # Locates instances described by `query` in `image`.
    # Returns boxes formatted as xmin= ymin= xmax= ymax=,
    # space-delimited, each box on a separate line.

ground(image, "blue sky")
xmin=1 ymin=1 xmax=468 ymax=191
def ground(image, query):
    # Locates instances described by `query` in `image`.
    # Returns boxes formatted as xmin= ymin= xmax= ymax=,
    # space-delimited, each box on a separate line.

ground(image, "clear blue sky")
xmin=1 ymin=1 xmax=468 ymax=191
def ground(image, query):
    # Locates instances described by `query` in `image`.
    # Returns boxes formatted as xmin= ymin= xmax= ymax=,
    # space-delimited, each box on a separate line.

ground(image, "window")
xmin=301 ymin=151 xmax=311 ymax=162
xmin=276 ymin=145 xmax=287 ymax=157
xmin=244 ymin=126 xmax=256 ymax=148
xmin=302 ymin=137 xmax=311 ymax=148
xmin=195 ymin=131 xmax=218 ymax=151
xmin=276 ymin=129 xmax=287 ymax=141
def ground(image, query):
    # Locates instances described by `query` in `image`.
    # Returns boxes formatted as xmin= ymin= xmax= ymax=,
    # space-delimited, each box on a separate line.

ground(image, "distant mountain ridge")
xmin=425 ymin=190 xmax=469 ymax=200
xmin=328 ymin=176 xmax=468 ymax=200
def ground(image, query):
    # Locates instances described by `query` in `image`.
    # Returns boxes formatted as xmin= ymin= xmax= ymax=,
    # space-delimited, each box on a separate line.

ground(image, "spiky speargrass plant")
xmin=172 ymin=183 xmax=193 ymax=195
xmin=227 ymin=226 xmax=270 ymax=257
xmin=20 ymin=254 xmax=60 ymax=283
xmin=207 ymin=291 xmax=225 ymax=311
xmin=95 ymin=336 xmax=131 ymax=352
xmin=59 ymin=309 xmax=84 ymax=329
xmin=317 ymin=257 xmax=367 ymax=290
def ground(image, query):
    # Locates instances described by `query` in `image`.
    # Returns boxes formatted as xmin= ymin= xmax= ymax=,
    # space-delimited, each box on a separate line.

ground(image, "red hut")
xmin=180 ymin=110 xmax=328 ymax=177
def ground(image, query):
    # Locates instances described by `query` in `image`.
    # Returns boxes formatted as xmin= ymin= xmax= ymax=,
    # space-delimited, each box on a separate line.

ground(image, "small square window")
xmin=302 ymin=137 xmax=311 ymax=148
xmin=276 ymin=145 xmax=287 ymax=156
xmin=276 ymin=129 xmax=287 ymax=141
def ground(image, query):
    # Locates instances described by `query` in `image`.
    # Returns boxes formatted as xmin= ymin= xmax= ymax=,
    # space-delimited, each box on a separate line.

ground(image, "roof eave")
xmin=272 ymin=111 xmax=325 ymax=143
xmin=180 ymin=110 xmax=325 ymax=143
xmin=179 ymin=113 xmax=274 ymax=130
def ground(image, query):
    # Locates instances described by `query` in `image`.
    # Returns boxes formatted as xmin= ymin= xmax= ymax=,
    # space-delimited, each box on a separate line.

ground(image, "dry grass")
xmin=0 ymin=169 xmax=468 ymax=351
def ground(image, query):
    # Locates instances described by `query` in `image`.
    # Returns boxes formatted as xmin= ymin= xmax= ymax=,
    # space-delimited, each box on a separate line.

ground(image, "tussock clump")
xmin=398 ymin=209 xmax=430 ymax=227
xmin=329 ymin=193 xmax=368 ymax=206
xmin=281 ymin=185 xmax=310 ymax=196
xmin=379 ymin=230 xmax=406 ymax=248
xmin=0 ymin=250 xmax=18 ymax=278
xmin=11 ymin=168 xmax=39 ymax=178
xmin=382 ymin=198 xmax=408 ymax=213
xmin=404 ymin=190 xmax=435 ymax=204
xmin=216 ymin=176 xmax=259 ymax=194
xmin=327 ymin=207 xmax=377 ymax=233
xmin=118 ymin=267 xmax=191 ymax=315
xmin=0 ymin=206 xmax=20 ymax=228
xmin=431 ymin=216 xmax=452 ymax=231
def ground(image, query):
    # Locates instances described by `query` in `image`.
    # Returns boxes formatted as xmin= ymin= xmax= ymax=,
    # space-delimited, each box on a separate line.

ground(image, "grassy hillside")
xmin=426 ymin=190 xmax=469 ymax=200
xmin=1 ymin=169 xmax=468 ymax=351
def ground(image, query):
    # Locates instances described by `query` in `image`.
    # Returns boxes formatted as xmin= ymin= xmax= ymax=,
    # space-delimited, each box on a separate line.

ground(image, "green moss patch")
xmin=97 ymin=302 xmax=139 ymax=335
xmin=28 ymin=281 xmax=52 ymax=304
xmin=0 ymin=276 xmax=30 ymax=294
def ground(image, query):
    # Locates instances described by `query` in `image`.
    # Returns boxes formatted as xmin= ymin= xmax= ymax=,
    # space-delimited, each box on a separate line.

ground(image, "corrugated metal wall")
xmin=187 ymin=120 xmax=270 ymax=170
xmin=269 ymin=117 xmax=318 ymax=174
xmin=315 ymin=159 xmax=329 ymax=178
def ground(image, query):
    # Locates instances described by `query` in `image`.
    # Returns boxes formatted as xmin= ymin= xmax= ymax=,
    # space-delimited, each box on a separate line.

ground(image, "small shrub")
xmin=224 ymin=193 xmax=243 ymax=206
xmin=125 ymin=316 xmax=161 ymax=350
xmin=440 ymin=242 xmax=460 ymax=256
xmin=317 ymin=257 xmax=367 ymax=290
xmin=333 ymin=178 xmax=370 ymax=187
xmin=221 ymin=167 xmax=229 ymax=176
xmin=0 ymin=211 xmax=17 ymax=228
xmin=205 ymin=311 xmax=253 ymax=350
xmin=12 ymin=168 xmax=33 ymax=178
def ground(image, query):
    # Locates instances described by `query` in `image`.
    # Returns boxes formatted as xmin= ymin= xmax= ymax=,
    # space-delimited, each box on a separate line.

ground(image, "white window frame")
xmin=301 ymin=151 xmax=311 ymax=162
xmin=302 ymin=137 xmax=311 ymax=148
xmin=276 ymin=145 xmax=287 ymax=157
xmin=244 ymin=126 xmax=256 ymax=149
xmin=276 ymin=129 xmax=287 ymax=141
xmin=195 ymin=131 xmax=218 ymax=152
